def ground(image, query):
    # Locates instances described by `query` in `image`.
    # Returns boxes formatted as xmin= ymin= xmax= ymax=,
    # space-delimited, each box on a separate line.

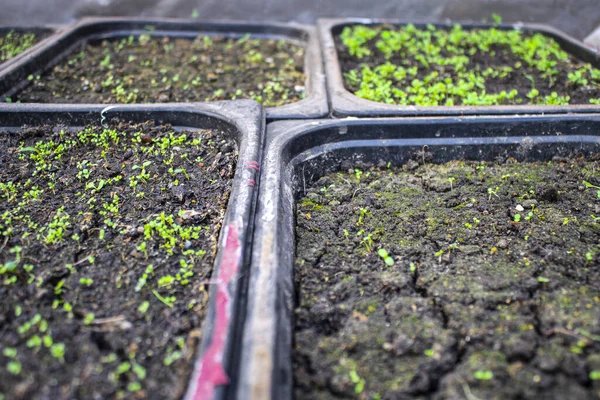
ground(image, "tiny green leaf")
xmin=355 ymin=379 xmax=365 ymax=394
xmin=116 ymin=362 xmax=130 ymax=375
xmin=474 ymin=370 xmax=493 ymax=380
xmin=138 ymin=301 xmax=150 ymax=314
xmin=133 ymin=363 xmax=147 ymax=380
xmin=3 ymin=348 xmax=17 ymax=358
xmin=349 ymin=370 xmax=360 ymax=383
xmin=84 ymin=313 xmax=95 ymax=325
xmin=50 ymin=343 xmax=65 ymax=360
xmin=7 ymin=361 xmax=21 ymax=375
xmin=43 ymin=335 xmax=53 ymax=348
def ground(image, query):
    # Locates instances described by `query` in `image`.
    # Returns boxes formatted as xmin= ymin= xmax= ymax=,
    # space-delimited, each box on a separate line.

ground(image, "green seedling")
xmin=43 ymin=207 xmax=71 ymax=245
xmin=409 ymin=262 xmax=417 ymax=273
xmin=135 ymin=265 xmax=154 ymax=292
xmin=354 ymin=169 xmax=363 ymax=182
xmin=377 ymin=248 xmax=394 ymax=266
xmin=583 ymin=180 xmax=600 ymax=198
xmin=357 ymin=207 xmax=370 ymax=226
xmin=488 ymin=187 xmax=499 ymax=201
xmin=3 ymin=348 xmax=17 ymax=358
xmin=158 ymin=275 xmax=175 ymax=288
xmin=137 ymin=241 xmax=148 ymax=258
xmin=448 ymin=177 xmax=456 ymax=190
xmin=474 ymin=370 xmax=493 ymax=380
xmin=360 ymin=232 xmax=375 ymax=253
xmin=434 ymin=249 xmax=445 ymax=263
xmin=163 ymin=350 xmax=183 ymax=366
xmin=524 ymin=205 xmax=535 ymax=221
xmin=138 ymin=301 xmax=150 ymax=314
xmin=80 ymin=277 xmax=93 ymax=286
xmin=7 ymin=360 xmax=21 ymax=375
xmin=349 ymin=369 xmax=365 ymax=394
xmin=50 ymin=343 xmax=65 ymax=362
xmin=152 ymin=289 xmax=175 ymax=308
xmin=84 ymin=313 xmax=95 ymax=325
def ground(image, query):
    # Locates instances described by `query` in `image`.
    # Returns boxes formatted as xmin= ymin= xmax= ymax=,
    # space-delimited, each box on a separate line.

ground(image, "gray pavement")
xmin=1 ymin=0 xmax=599 ymax=40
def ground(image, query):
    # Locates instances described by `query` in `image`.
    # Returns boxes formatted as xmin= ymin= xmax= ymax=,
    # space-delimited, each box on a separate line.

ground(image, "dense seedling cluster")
xmin=0 ymin=121 xmax=237 ymax=399
xmin=0 ymin=30 xmax=38 ymax=62
xmin=337 ymin=22 xmax=600 ymax=106
xmin=294 ymin=156 xmax=600 ymax=399
xmin=16 ymin=33 xmax=306 ymax=106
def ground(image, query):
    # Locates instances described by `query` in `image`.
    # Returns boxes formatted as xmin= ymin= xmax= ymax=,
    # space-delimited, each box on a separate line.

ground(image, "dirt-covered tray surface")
xmin=0 ymin=30 xmax=42 ymax=64
xmin=0 ymin=120 xmax=237 ymax=399
xmin=336 ymin=23 xmax=600 ymax=107
xmin=14 ymin=34 xmax=305 ymax=107
xmin=294 ymin=155 xmax=600 ymax=399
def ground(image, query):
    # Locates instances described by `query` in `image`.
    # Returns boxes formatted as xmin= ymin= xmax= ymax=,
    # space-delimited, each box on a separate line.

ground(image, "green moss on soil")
xmin=294 ymin=157 xmax=600 ymax=399
xmin=15 ymin=34 xmax=306 ymax=106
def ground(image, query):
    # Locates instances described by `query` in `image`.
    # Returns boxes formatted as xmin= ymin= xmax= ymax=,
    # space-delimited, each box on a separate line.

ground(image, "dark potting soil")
xmin=294 ymin=156 xmax=600 ymax=399
xmin=335 ymin=24 xmax=600 ymax=107
xmin=0 ymin=31 xmax=40 ymax=63
xmin=0 ymin=121 xmax=237 ymax=399
xmin=14 ymin=34 xmax=306 ymax=107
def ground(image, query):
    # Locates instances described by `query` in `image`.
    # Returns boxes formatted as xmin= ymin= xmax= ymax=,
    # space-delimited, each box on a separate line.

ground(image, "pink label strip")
xmin=192 ymin=224 xmax=240 ymax=399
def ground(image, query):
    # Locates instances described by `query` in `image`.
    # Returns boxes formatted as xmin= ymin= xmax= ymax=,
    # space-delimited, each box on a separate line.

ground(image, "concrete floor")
xmin=1 ymin=0 xmax=599 ymax=41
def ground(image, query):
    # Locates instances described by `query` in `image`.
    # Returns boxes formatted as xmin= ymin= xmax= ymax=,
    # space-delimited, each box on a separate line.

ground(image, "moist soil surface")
xmin=294 ymin=156 xmax=600 ymax=399
xmin=336 ymin=24 xmax=600 ymax=106
xmin=0 ymin=31 xmax=41 ymax=63
xmin=15 ymin=34 xmax=305 ymax=107
xmin=0 ymin=120 xmax=237 ymax=399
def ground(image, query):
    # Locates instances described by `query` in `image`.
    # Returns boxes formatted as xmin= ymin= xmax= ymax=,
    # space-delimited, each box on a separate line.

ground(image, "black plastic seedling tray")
xmin=319 ymin=18 xmax=600 ymax=117
xmin=237 ymin=114 xmax=600 ymax=399
xmin=0 ymin=17 xmax=328 ymax=121
xmin=0 ymin=26 xmax=59 ymax=70
xmin=0 ymin=100 xmax=263 ymax=400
